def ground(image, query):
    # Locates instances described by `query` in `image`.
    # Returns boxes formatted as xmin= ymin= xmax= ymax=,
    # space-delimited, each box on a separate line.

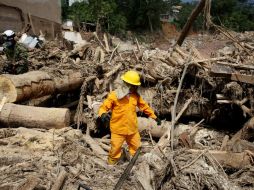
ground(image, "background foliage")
xmin=61 ymin=0 xmax=254 ymax=35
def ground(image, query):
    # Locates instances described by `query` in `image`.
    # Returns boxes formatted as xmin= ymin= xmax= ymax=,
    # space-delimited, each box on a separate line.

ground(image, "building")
xmin=68 ymin=0 xmax=85 ymax=6
xmin=0 ymin=0 xmax=62 ymax=39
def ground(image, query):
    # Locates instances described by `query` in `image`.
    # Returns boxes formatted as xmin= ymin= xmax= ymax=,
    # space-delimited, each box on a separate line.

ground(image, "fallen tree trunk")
xmin=0 ymin=103 xmax=70 ymax=129
xmin=176 ymin=0 xmax=206 ymax=46
xmin=0 ymin=71 xmax=54 ymax=103
xmin=54 ymin=72 xmax=83 ymax=92
xmin=0 ymin=71 xmax=83 ymax=103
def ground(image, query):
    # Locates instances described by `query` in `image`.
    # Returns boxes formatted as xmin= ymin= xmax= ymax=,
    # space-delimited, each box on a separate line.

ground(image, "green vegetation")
xmin=211 ymin=0 xmax=254 ymax=31
xmin=62 ymin=0 xmax=178 ymax=35
xmin=61 ymin=0 xmax=254 ymax=35
xmin=177 ymin=0 xmax=254 ymax=32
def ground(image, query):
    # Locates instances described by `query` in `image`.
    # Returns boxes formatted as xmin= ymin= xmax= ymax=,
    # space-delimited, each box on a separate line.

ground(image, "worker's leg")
xmin=126 ymin=132 xmax=141 ymax=156
xmin=108 ymin=133 xmax=126 ymax=164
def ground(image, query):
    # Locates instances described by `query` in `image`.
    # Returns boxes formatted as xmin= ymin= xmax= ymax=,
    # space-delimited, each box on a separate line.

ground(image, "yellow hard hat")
xmin=121 ymin=70 xmax=141 ymax=86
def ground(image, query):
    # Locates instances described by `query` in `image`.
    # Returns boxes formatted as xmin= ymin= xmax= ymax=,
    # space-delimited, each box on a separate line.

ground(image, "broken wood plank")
xmin=15 ymin=176 xmax=41 ymax=190
xmin=103 ymin=33 xmax=110 ymax=52
xmin=217 ymin=61 xmax=254 ymax=70
xmin=188 ymin=149 xmax=252 ymax=169
xmin=210 ymin=63 xmax=235 ymax=77
xmin=82 ymin=135 xmax=107 ymax=158
xmin=105 ymin=63 xmax=122 ymax=78
xmin=28 ymin=13 xmax=36 ymax=35
xmin=231 ymin=73 xmax=254 ymax=84
xmin=135 ymin=162 xmax=153 ymax=190
xmin=108 ymin=42 xmax=120 ymax=64
xmin=166 ymin=56 xmax=178 ymax=66
xmin=93 ymin=32 xmax=107 ymax=52
xmin=51 ymin=169 xmax=67 ymax=190
xmin=135 ymin=37 xmax=141 ymax=52
xmin=68 ymin=166 xmax=88 ymax=181
xmin=211 ymin=64 xmax=254 ymax=84
xmin=220 ymin=135 xmax=229 ymax=151
xmin=175 ymin=97 xmax=193 ymax=122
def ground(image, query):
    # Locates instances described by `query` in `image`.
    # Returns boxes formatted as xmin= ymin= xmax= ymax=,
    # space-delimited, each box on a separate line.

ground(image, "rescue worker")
xmin=2 ymin=30 xmax=28 ymax=74
xmin=99 ymin=70 xmax=161 ymax=165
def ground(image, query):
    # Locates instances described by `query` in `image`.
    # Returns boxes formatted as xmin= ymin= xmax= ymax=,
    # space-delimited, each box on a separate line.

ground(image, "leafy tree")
xmin=61 ymin=0 xmax=69 ymax=21
xmin=66 ymin=1 xmax=126 ymax=34
xmin=61 ymin=0 xmax=254 ymax=35
xmin=174 ymin=0 xmax=254 ymax=32
xmin=64 ymin=0 xmax=169 ymax=34
xmin=116 ymin=0 xmax=170 ymax=32
xmin=211 ymin=0 xmax=254 ymax=31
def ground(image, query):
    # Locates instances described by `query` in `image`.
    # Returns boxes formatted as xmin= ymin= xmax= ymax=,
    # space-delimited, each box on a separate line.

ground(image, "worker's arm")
xmin=137 ymin=95 xmax=157 ymax=119
xmin=98 ymin=92 xmax=115 ymax=117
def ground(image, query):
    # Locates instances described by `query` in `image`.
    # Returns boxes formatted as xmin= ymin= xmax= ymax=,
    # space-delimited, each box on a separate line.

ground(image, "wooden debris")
xmin=0 ymin=103 xmax=70 ymax=129
xmin=188 ymin=149 xmax=253 ymax=169
xmin=0 ymin=28 xmax=254 ymax=190
xmin=15 ymin=176 xmax=41 ymax=190
xmin=105 ymin=63 xmax=122 ymax=78
xmin=51 ymin=169 xmax=68 ymax=190
xmin=82 ymin=134 xmax=107 ymax=159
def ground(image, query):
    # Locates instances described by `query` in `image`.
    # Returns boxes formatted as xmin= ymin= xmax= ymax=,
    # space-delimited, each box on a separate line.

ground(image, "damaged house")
xmin=0 ymin=0 xmax=61 ymax=39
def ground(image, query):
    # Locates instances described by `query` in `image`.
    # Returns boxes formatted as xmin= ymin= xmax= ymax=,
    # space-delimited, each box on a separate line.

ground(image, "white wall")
xmin=69 ymin=0 xmax=84 ymax=6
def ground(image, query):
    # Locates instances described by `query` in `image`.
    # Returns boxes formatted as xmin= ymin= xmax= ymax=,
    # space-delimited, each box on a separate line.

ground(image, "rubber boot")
xmin=107 ymin=156 xmax=118 ymax=165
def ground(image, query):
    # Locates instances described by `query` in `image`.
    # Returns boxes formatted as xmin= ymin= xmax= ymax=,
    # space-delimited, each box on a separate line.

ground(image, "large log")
xmin=0 ymin=71 xmax=83 ymax=103
xmin=0 ymin=71 xmax=54 ymax=103
xmin=0 ymin=103 xmax=70 ymax=129
xmin=54 ymin=72 xmax=83 ymax=92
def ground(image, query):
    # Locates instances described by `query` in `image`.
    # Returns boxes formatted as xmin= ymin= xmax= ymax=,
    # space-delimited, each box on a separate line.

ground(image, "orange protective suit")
xmin=99 ymin=91 xmax=157 ymax=163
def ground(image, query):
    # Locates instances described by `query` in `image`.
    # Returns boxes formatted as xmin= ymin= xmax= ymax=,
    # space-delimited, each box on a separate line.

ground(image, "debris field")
xmin=0 ymin=31 xmax=254 ymax=190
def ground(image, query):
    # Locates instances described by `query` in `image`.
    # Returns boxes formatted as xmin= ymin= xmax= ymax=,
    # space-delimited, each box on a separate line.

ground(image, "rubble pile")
xmin=0 ymin=31 xmax=254 ymax=189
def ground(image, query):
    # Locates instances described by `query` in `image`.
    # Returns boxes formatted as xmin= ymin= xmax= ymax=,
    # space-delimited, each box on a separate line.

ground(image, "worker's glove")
xmin=155 ymin=118 xmax=161 ymax=126
xmin=101 ymin=113 xmax=111 ymax=124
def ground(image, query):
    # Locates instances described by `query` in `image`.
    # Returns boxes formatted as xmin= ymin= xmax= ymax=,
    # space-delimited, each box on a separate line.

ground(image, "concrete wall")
xmin=0 ymin=0 xmax=61 ymax=39
xmin=0 ymin=0 xmax=61 ymax=24
xmin=0 ymin=4 xmax=24 ymax=32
